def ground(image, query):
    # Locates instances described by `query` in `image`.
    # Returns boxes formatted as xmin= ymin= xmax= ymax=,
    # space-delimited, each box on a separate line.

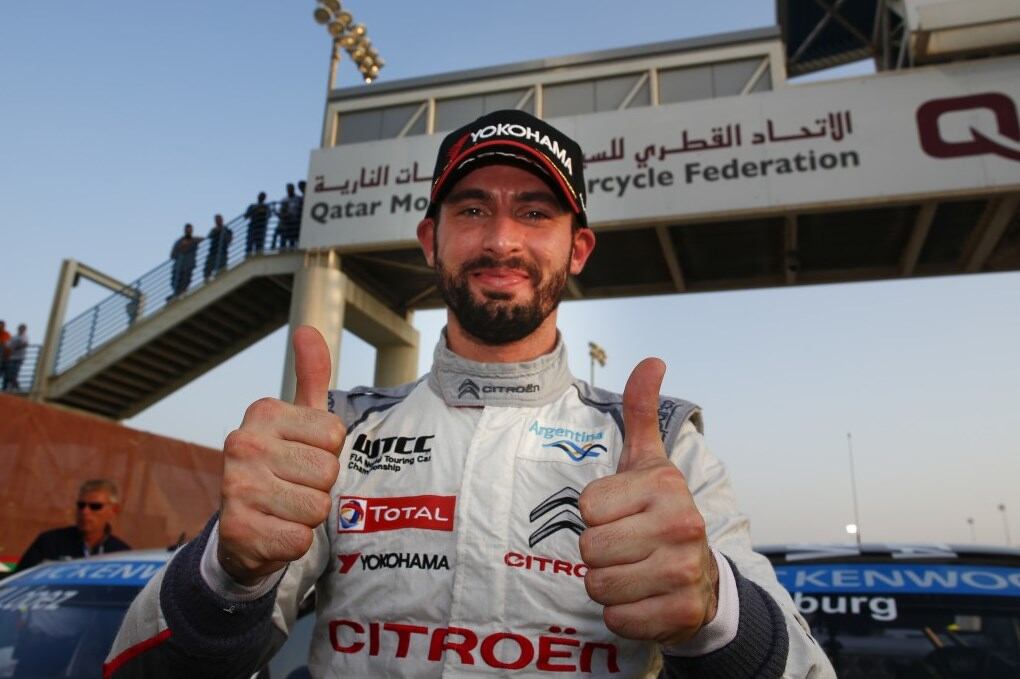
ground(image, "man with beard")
xmin=107 ymin=111 xmax=833 ymax=678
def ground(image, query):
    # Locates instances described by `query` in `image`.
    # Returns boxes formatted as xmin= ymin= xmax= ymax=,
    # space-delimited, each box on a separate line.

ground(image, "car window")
xmin=0 ymin=558 xmax=163 ymax=679
xmin=775 ymin=561 xmax=1020 ymax=679
xmin=0 ymin=582 xmax=141 ymax=678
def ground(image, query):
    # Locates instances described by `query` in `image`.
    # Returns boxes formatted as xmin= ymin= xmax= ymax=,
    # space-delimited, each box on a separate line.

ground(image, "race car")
xmin=760 ymin=543 xmax=1020 ymax=678
xmin=3 ymin=542 xmax=1017 ymax=678
xmin=0 ymin=550 xmax=314 ymax=679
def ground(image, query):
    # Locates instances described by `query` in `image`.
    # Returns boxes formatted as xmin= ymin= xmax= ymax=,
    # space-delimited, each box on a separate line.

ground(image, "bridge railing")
xmin=53 ymin=202 xmax=300 ymax=375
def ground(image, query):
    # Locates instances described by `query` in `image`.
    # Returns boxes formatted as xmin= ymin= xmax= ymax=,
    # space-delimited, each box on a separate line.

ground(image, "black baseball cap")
xmin=426 ymin=109 xmax=588 ymax=227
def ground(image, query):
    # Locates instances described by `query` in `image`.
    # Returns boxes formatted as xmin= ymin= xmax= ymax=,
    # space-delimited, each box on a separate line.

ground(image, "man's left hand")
xmin=578 ymin=358 xmax=719 ymax=646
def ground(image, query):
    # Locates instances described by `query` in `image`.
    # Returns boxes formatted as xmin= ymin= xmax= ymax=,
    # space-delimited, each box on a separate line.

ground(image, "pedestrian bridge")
xmin=24 ymin=0 xmax=1020 ymax=420
xmin=31 ymin=210 xmax=417 ymax=419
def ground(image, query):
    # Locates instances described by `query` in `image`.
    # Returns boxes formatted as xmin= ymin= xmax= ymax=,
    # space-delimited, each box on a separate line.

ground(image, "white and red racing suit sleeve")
xmin=658 ymin=420 xmax=835 ymax=678
xmin=103 ymin=513 xmax=331 ymax=679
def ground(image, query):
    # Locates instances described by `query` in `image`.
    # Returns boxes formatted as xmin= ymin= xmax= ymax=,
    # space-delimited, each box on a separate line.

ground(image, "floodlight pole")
xmin=847 ymin=432 xmax=862 ymax=547
xmin=327 ymin=38 xmax=340 ymax=92
xmin=312 ymin=1 xmax=384 ymax=145
xmin=322 ymin=39 xmax=340 ymax=143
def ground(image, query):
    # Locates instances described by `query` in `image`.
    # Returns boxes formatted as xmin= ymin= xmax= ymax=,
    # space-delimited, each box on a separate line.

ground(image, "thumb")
xmin=618 ymin=357 xmax=667 ymax=472
xmin=292 ymin=325 xmax=331 ymax=410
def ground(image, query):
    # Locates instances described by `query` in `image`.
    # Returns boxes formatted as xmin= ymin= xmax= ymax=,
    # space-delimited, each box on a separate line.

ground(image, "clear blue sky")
xmin=2 ymin=1 xmax=1017 ymax=547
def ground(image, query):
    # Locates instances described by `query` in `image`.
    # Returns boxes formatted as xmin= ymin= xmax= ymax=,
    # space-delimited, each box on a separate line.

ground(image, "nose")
xmin=480 ymin=210 xmax=525 ymax=257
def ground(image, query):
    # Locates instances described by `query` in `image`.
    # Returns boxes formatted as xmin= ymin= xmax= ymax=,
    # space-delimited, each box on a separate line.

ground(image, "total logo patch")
xmin=336 ymin=495 xmax=456 ymax=533
xmin=337 ymin=551 xmax=451 ymax=574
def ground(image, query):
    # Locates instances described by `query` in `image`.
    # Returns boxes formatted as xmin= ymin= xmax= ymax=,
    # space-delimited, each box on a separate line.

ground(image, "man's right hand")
xmin=217 ymin=326 xmax=345 ymax=585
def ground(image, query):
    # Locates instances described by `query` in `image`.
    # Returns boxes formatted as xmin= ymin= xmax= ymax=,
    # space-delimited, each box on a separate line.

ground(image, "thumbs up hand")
xmin=217 ymin=326 xmax=346 ymax=585
xmin=578 ymin=358 xmax=719 ymax=646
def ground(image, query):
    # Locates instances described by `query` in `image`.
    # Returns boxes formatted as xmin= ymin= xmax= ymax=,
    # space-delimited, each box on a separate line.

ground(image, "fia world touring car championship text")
xmin=307 ymin=148 xmax=862 ymax=224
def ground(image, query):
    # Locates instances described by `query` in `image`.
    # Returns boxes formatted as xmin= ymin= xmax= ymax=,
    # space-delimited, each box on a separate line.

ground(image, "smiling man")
xmin=108 ymin=111 xmax=834 ymax=678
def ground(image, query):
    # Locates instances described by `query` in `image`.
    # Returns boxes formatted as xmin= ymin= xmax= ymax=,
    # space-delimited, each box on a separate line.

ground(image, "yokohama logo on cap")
xmin=336 ymin=495 xmax=456 ymax=533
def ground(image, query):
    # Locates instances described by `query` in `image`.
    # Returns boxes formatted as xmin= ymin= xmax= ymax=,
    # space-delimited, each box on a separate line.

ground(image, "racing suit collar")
xmin=428 ymin=329 xmax=573 ymax=407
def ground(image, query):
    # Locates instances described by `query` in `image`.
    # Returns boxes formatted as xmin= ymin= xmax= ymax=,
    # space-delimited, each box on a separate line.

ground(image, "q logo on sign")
xmin=917 ymin=92 xmax=1020 ymax=162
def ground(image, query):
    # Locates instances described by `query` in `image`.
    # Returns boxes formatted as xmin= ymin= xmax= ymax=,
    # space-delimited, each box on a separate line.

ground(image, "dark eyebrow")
xmin=443 ymin=187 xmax=567 ymax=212
xmin=516 ymin=190 xmax=567 ymax=212
xmin=444 ymin=188 xmax=493 ymax=204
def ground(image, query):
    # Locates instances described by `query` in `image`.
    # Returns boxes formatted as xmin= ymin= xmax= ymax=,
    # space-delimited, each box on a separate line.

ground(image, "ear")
xmin=569 ymin=227 xmax=596 ymax=276
xmin=417 ymin=217 xmax=437 ymax=268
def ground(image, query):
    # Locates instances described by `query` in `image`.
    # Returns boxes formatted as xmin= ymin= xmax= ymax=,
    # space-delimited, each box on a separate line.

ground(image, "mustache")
xmin=459 ymin=255 xmax=541 ymax=280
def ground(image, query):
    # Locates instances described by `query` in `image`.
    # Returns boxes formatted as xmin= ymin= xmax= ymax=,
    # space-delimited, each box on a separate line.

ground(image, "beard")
xmin=435 ymin=250 xmax=570 ymax=345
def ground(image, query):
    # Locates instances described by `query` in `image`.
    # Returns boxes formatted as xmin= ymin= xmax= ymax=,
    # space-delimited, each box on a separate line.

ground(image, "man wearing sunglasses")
xmin=17 ymin=479 xmax=131 ymax=571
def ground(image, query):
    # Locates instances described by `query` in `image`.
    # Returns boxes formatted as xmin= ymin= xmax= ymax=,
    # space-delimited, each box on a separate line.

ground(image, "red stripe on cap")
xmin=102 ymin=629 xmax=172 ymax=678
xmin=431 ymin=139 xmax=581 ymax=216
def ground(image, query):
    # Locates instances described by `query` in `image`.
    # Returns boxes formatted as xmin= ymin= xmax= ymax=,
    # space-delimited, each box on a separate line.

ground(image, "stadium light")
xmin=312 ymin=0 xmax=384 ymax=86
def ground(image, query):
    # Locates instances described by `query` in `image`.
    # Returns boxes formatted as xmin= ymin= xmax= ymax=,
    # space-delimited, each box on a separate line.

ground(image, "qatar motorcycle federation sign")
xmin=301 ymin=54 xmax=1020 ymax=251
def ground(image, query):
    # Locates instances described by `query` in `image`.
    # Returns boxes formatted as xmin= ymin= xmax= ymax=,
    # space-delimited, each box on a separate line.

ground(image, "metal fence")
xmin=1 ymin=344 xmax=40 ymax=394
xmin=53 ymin=201 xmax=300 ymax=374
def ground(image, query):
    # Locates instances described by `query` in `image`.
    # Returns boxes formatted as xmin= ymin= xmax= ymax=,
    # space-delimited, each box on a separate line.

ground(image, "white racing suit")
xmin=106 ymin=338 xmax=834 ymax=678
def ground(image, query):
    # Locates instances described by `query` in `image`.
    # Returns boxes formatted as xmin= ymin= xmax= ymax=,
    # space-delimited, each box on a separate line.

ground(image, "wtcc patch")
xmin=336 ymin=495 xmax=456 ymax=533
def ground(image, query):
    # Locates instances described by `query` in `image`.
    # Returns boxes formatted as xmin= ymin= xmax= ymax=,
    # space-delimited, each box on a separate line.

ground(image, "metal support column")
xmin=32 ymin=259 xmax=79 ymax=400
xmin=280 ymin=250 xmax=345 ymax=403
xmin=374 ymin=311 xmax=419 ymax=387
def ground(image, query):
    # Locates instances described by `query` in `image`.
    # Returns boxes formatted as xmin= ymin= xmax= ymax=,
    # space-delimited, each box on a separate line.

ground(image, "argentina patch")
xmin=521 ymin=420 xmax=614 ymax=467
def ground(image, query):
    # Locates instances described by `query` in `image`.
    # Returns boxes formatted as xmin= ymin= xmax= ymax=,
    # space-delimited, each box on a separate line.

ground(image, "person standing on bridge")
xmin=203 ymin=214 xmax=233 ymax=281
xmin=0 ymin=320 xmax=9 ymax=389
xmin=275 ymin=182 xmax=302 ymax=250
xmin=2 ymin=323 xmax=28 ymax=391
xmin=244 ymin=192 xmax=271 ymax=256
xmin=18 ymin=479 xmax=131 ymax=570
xmin=168 ymin=223 xmax=200 ymax=301
xmin=107 ymin=111 xmax=834 ymax=678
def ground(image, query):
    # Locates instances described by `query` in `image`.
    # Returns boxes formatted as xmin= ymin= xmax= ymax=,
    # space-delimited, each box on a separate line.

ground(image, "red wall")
xmin=0 ymin=394 xmax=222 ymax=565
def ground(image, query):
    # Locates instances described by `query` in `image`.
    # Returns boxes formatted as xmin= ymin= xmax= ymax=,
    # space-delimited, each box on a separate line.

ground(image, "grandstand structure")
xmin=25 ymin=0 xmax=1020 ymax=419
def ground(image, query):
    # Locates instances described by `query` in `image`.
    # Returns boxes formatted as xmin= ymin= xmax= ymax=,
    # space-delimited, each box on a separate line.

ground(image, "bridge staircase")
xmin=33 ymin=209 xmax=304 ymax=419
